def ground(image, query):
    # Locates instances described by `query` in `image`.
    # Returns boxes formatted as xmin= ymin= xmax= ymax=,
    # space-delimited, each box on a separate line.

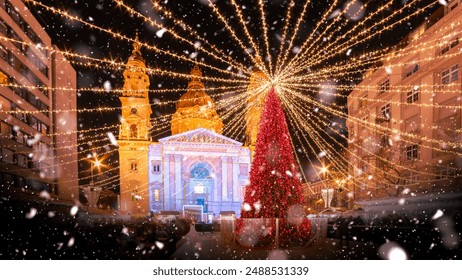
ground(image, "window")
xmin=435 ymin=165 xmax=461 ymax=180
xmin=359 ymin=95 xmax=368 ymax=108
xmin=380 ymin=134 xmax=391 ymax=147
xmin=152 ymin=164 xmax=160 ymax=173
xmin=130 ymin=162 xmax=138 ymax=171
xmin=0 ymin=70 xmax=7 ymax=85
xmin=129 ymin=124 xmax=138 ymax=138
xmin=379 ymin=79 xmax=389 ymax=94
xmin=442 ymin=64 xmax=459 ymax=84
xmin=439 ymin=36 xmax=459 ymax=55
xmin=17 ymin=154 xmax=27 ymax=168
xmin=380 ymin=103 xmax=391 ymax=120
xmin=447 ymin=0 xmax=460 ymax=13
xmin=0 ymin=45 xmax=7 ymax=61
xmin=403 ymin=63 xmax=419 ymax=79
xmin=153 ymin=189 xmax=160 ymax=202
xmin=0 ymin=147 xmax=14 ymax=164
xmin=406 ymin=87 xmax=419 ymax=103
xmin=404 ymin=172 xmax=419 ymax=186
xmin=0 ymin=20 xmax=7 ymax=36
xmin=405 ymin=144 xmax=419 ymax=160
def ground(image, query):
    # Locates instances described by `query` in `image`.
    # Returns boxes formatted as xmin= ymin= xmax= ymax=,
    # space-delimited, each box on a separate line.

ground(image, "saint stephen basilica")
xmin=117 ymin=40 xmax=267 ymax=219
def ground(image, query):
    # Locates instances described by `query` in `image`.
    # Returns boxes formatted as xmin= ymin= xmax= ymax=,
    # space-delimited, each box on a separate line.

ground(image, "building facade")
xmin=118 ymin=43 xmax=251 ymax=218
xmin=347 ymin=1 xmax=462 ymax=212
xmin=0 ymin=0 xmax=78 ymax=201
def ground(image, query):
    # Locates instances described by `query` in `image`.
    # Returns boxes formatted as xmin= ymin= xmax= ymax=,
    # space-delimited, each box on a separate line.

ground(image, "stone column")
xmin=221 ymin=156 xmax=228 ymax=201
xmin=163 ymin=154 xmax=170 ymax=210
xmin=174 ymin=154 xmax=183 ymax=211
xmin=232 ymin=156 xmax=239 ymax=201
xmin=183 ymin=173 xmax=190 ymax=205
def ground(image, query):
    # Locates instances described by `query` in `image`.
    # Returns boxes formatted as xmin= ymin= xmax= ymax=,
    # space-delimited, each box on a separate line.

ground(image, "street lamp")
xmin=84 ymin=156 xmax=103 ymax=209
xmin=90 ymin=158 xmax=101 ymax=187
xmin=320 ymin=165 xmax=333 ymax=209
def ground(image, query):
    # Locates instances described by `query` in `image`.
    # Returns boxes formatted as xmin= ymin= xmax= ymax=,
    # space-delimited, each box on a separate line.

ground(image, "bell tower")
xmin=118 ymin=37 xmax=151 ymax=215
xmin=244 ymin=63 xmax=269 ymax=156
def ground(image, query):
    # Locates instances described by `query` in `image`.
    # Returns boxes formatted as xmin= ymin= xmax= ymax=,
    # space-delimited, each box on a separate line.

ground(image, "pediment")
xmin=159 ymin=128 xmax=242 ymax=146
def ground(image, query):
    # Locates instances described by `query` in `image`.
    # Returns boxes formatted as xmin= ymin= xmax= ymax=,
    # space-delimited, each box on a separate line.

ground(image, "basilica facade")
xmin=117 ymin=40 xmax=267 ymax=218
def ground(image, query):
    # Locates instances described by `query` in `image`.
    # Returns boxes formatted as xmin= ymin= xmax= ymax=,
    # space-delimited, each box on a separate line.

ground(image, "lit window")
xmin=405 ymin=144 xmax=419 ymax=160
xmin=154 ymin=189 xmax=160 ymax=202
xmin=194 ymin=183 xmax=206 ymax=194
xmin=442 ymin=64 xmax=458 ymax=84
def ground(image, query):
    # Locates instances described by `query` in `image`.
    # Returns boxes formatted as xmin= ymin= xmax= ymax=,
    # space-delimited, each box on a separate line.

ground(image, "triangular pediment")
xmin=159 ymin=128 xmax=242 ymax=146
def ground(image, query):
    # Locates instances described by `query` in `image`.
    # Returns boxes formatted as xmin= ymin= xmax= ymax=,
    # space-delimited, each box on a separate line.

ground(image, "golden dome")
xmin=176 ymin=65 xmax=215 ymax=109
xmin=171 ymin=65 xmax=223 ymax=135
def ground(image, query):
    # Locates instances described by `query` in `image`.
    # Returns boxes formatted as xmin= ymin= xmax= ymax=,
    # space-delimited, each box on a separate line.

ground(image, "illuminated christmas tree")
xmin=238 ymin=88 xmax=310 ymax=246
xmin=241 ymin=88 xmax=304 ymax=218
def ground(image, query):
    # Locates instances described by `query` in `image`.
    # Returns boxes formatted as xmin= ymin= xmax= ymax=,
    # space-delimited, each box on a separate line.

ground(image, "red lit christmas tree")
xmin=238 ymin=88 xmax=310 ymax=246
xmin=241 ymin=88 xmax=304 ymax=217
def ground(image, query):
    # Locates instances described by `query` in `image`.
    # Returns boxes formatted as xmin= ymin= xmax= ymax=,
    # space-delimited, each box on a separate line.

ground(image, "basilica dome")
xmin=171 ymin=65 xmax=223 ymax=135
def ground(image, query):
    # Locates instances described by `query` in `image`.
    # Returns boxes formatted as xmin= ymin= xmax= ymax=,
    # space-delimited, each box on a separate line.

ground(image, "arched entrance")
xmin=188 ymin=162 xmax=213 ymax=213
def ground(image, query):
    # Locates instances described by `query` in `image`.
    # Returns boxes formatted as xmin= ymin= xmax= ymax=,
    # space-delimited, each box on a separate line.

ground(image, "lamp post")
xmin=85 ymin=157 xmax=102 ymax=209
xmin=90 ymin=159 xmax=101 ymax=187
xmin=320 ymin=165 xmax=335 ymax=209
xmin=320 ymin=166 xmax=329 ymax=208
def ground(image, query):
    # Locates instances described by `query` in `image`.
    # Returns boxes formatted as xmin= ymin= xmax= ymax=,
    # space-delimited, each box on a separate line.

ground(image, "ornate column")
xmin=232 ymin=156 xmax=239 ymax=201
xmin=221 ymin=156 xmax=228 ymax=201
xmin=182 ymin=173 xmax=190 ymax=205
xmin=174 ymin=154 xmax=183 ymax=210
xmin=163 ymin=154 xmax=170 ymax=210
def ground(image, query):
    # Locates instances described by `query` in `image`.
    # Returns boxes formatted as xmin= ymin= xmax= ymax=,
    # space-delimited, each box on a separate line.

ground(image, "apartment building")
xmin=347 ymin=1 xmax=462 ymax=212
xmin=0 ymin=0 xmax=78 ymax=201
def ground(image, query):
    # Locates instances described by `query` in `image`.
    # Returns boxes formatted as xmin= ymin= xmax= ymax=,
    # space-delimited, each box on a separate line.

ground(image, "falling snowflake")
xmin=155 ymin=241 xmax=164 ymax=249
xmin=70 ymin=205 xmax=79 ymax=216
xmin=39 ymin=190 xmax=51 ymax=200
xmin=242 ymin=203 xmax=252 ymax=211
xmin=67 ymin=237 xmax=75 ymax=247
xmin=25 ymin=208 xmax=37 ymax=219
xmin=107 ymin=132 xmax=118 ymax=146
xmin=432 ymin=209 xmax=444 ymax=220
xmin=103 ymin=80 xmax=112 ymax=92
xmin=156 ymin=28 xmax=166 ymax=38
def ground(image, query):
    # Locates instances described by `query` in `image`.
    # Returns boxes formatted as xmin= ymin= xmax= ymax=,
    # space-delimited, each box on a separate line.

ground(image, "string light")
xmin=8 ymin=0 xmax=459 ymax=201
